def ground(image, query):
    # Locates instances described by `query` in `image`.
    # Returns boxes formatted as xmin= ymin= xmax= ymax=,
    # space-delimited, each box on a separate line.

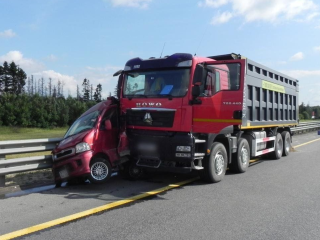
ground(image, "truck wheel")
xmin=55 ymin=181 xmax=62 ymax=188
xmin=89 ymin=158 xmax=111 ymax=184
xmin=199 ymin=142 xmax=228 ymax=183
xmin=229 ymin=138 xmax=250 ymax=173
xmin=270 ymin=133 xmax=283 ymax=160
xmin=281 ymin=131 xmax=290 ymax=156
xmin=120 ymin=161 xmax=144 ymax=180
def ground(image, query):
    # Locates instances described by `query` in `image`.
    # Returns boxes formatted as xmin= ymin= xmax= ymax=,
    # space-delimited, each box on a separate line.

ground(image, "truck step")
xmin=191 ymin=161 xmax=204 ymax=170
xmin=195 ymin=139 xmax=206 ymax=143
xmin=194 ymin=153 xmax=205 ymax=157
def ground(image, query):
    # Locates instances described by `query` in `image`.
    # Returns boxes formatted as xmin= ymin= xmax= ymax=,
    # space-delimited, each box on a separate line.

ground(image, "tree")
xmin=93 ymin=83 xmax=102 ymax=102
xmin=82 ymin=78 xmax=90 ymax=101
xmin=0 ymin=61 xmax=26 ymax=94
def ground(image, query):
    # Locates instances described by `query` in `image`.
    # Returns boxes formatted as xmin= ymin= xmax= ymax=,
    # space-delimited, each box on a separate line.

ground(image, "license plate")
xmin=59 ymin=169 xmax=69 ymax=179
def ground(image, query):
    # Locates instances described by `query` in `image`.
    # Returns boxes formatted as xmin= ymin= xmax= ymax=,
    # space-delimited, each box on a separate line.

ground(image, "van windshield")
xmin=64 ymin=110 xmax=100 ymax=138
xmin=123 ymin=68 xmax=190 ymax=98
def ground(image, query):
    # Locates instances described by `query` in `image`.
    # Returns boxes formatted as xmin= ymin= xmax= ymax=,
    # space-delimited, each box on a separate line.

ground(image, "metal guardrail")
xmin=0 ymin=121 xmax=319 ymax=188
xmin=0 ymin=138 xmax=62 ymax=187
xmin=291 ymin=121 xmax=320 ymax=134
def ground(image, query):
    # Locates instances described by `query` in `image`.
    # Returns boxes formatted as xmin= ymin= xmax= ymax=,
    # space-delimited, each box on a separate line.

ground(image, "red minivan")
xmin=52 ymin=97 xmax=130 ymax=186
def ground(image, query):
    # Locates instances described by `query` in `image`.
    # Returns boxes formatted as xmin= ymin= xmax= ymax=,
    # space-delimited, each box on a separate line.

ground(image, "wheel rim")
xmin=91 ymin=162 xmax=109 ymax=181
xmin=129 ymin=166 xmax=143 ymax=177
xmin=285 ymin=135 xmax=290 ymax=153
xmin=214 ymin=151 xmax=225 ymax=175
xmin=277 ymin=137 xmax=283 ymax=156
xmin=240 ymin=146 xmax=249 ymax=166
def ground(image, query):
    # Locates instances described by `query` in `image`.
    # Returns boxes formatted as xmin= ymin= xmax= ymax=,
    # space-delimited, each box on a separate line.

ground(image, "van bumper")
xmin=52 ymin=151 xmax=93 ymax=182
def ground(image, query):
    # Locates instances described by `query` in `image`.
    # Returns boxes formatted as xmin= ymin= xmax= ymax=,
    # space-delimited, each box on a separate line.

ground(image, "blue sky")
xmin=0 ymin=0 xmax=319 ymax=105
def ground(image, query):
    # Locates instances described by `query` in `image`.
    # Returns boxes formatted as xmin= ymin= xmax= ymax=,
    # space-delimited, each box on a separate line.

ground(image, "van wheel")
xmin=199 ymin=142 xmax=228 ymax=183
xmin=281 ymin=131 xmax=290 ymax=156
xmin=270 ymin=133 xmax=283 ymax=160
xmin=89 ymin=158 xmax=111 ymax=184
xmin=229 ymin=138 xmax=250 ymax=173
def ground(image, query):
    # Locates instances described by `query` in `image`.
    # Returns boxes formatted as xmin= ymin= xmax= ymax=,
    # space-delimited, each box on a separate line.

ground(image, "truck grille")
xmin=126 ymin=109 xmax=175 ymax=128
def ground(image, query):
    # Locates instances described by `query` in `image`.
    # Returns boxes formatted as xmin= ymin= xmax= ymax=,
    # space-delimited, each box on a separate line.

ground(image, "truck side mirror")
xmin=105 ymin=120 xmax=112 ymax=130
xmin=192 ymin=84 xmax=201 ymax=97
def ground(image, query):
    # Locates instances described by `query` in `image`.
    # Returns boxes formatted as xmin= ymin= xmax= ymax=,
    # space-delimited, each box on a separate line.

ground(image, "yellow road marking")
xmin=0 ymin=177 xmax=198 ymax=240
xmin=293 ymin=137 xmax=320 ymax=148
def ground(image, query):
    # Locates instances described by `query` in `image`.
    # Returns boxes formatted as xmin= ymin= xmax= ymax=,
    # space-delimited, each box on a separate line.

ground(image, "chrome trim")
xmin=130 ymin=108 xmax=177 ymax=111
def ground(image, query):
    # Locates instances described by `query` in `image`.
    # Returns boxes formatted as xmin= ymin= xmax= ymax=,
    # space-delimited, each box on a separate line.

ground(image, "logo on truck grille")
xmin=143 ymin=112 xmax=153 ymax=124
xmin=136 ymin=102 xmax=162 ymax=107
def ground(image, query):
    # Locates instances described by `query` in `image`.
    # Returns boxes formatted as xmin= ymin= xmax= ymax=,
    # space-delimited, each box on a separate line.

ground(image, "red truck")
xmin=114 ymin=53 xmax=299 ymax=183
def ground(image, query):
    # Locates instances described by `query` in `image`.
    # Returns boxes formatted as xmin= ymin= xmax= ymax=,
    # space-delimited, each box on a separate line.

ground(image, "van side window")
xmin=100 ymin=108 xmax=118 ymax=130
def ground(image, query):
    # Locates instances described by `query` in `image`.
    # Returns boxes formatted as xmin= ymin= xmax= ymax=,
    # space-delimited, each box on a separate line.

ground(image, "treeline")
xmin=299 ymin=103 xmax=320 ymax=120
xmin=0 ymin=61 xmax=104 ymax=128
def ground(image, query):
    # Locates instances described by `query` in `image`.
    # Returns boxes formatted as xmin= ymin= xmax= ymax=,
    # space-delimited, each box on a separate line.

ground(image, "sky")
xmin=0 ymin=0 xmax=319 ymax=105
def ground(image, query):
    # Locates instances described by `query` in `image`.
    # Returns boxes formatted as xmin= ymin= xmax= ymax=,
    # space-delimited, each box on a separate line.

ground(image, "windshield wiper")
xmin=158 ymin=94 xmax=173 ymax=100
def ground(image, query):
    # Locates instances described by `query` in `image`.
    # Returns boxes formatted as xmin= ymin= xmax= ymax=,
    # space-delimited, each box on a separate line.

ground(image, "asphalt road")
xmin=1 ymin=132 xmax=320 ymax=240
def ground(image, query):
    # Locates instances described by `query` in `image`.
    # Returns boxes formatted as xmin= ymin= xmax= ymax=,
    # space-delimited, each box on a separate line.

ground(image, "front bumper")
xmin=52 ymin=150 xmax=93 ymax=182
xmin=127 ymin=130 xmax=195 ymax=173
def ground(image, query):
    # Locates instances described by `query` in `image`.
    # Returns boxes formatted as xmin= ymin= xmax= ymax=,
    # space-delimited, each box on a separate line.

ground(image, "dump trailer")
xmin=114 ymin=53 xmax=299 ymax=183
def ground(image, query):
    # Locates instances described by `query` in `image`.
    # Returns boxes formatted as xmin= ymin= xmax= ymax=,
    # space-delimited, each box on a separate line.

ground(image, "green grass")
xmin=0 ymin=126 xmax=68 ymax=141
xmin=0 ymin=126 xmax=68 ymax=159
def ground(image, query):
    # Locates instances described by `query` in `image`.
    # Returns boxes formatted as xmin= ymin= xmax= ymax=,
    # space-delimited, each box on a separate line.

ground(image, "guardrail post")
xmin=0 ymin=154 xmax=5 ymax=187
xmin=0 ymin=176 xmax=5 ymax=187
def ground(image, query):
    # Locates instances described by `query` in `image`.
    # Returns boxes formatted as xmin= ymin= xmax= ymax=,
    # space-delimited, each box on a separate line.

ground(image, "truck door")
xmin=192 ymin=60 xmax=246 ymax=134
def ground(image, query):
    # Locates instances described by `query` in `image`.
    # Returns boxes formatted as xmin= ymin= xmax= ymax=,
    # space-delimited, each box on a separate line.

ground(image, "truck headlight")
xmin=176 ymin=146 xmax=191 ymax=152
xmin=75 ymin=142 xmax=91 ymax=153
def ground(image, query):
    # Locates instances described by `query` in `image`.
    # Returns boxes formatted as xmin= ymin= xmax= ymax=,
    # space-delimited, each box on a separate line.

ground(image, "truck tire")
xmin=270 ymin=133 xmax=283 ymax=160
xmin=199 ymin=142 xmax=228 ymax=183
xmin=281 ymin=131 xmax=290 ymax=156
xmin=89 ymin=158 xmax=112 ymax=184
xmin=229 ymin=138 xmax=250 ymax=173
xmin=120 ymin=160 xmax=144 ymax=180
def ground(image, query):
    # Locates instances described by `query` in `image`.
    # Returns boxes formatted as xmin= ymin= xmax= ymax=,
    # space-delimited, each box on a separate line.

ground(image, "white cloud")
xmin=289 ymin=52 xmax=304 ymax=61
xmin=199 ymin=0 xmax=319 ymax=24
xmin=314 ymin=46 xmax=320 ymax=53
xmin=105 ymin=0 xmax=152 ymax=8
xmin=0 ymin=29 xmax=16 ymax=38
xmin=0 ymin=51 xmax=45 ymax=73
xmin=45 ymin=54 xmax=58 ymax=62
xmin=198 ymin=0 xmax=230 ymax=8
xmin=33 ymin=70 xmax=78 ymax=97
xmin=211 ymin=11 xmax=233 ymax=25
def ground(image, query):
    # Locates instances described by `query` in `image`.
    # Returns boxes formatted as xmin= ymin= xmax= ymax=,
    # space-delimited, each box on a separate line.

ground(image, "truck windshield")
xmin=64 ymin=110 xmax=100 ymax=138
xmin=123 ymin=69 xmax=190 ymax=98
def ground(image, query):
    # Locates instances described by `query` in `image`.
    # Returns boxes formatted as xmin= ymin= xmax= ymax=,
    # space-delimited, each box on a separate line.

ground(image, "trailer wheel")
xmin=199 ymin=142 xmax=228 ymax=183
xmin=281 ymin=131 xmax=290 ymax=156
xmin=270 ymin=133 xmax=283 ymax=160
xmin=229 ymin=138 xmax=250 ymax=173
xmin=89 ymin=158 xmax=112 ymax=184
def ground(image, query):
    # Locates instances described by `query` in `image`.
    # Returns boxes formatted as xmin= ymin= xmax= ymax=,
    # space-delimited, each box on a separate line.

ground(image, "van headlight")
xmin=75 ymin=142 xmax=91 ymax=153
